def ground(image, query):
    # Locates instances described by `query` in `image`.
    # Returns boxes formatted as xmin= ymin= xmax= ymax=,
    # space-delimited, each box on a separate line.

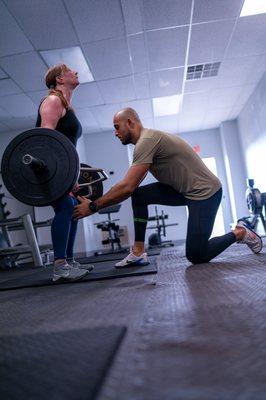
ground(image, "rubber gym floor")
xmin=1 ymin=239 xmax=266 ymax=400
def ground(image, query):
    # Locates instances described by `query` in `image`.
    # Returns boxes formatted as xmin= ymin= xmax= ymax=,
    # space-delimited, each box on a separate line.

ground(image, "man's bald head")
xmin=113 ymin=108 xmax=143 ymax=145
xmin=114 ymin=108 xmax=141 ymax=123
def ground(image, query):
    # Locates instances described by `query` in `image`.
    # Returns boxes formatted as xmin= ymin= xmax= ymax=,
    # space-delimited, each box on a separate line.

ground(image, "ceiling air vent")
xmin=186 ymin=62 xmax=221 ymax=80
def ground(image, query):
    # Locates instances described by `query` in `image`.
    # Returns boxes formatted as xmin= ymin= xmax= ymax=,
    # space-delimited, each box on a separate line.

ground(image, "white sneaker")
xmin=115 ymin=252 xmax=150 ymax=269
xmin=52 ymin=263 xmax=89 ymax=282
xmin=236 ymin=220 xmax=263 ymax=254
xmin=68 ymin=259 xmax=94 ymax=272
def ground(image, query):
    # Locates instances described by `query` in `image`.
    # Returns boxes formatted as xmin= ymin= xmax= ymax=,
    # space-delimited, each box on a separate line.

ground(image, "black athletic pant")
xmin=131 ymin=183 xmax=236 ymax=264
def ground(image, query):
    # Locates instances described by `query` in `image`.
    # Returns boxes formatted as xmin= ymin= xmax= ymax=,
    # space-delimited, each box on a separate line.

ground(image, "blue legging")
xmin=51 ymin=194 xmax=78 ymax=261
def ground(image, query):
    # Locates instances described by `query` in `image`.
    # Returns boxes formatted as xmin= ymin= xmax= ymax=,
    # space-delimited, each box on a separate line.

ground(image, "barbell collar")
xmin=22 ymin=154 xmax=46 ymax=171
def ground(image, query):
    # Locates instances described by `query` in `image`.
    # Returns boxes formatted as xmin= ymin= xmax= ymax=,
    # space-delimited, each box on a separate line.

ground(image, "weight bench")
xmin=0 ymin=214 xmax=51 ymax=267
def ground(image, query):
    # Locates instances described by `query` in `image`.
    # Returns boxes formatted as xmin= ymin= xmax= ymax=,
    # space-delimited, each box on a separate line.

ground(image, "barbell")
xmin=1 ymin=128 xmax=108 ymax=206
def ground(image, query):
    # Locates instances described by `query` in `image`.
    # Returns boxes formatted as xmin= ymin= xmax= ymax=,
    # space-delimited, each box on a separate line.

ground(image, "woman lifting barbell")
xmin=36 ymin=64 xmax=93 ymax=282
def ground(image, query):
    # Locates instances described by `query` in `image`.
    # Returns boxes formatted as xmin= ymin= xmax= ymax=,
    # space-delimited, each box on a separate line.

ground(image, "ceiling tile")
xmin=227 ymin=105 xmax=243 ymax=120
xmin=154 ymin=115 xmax=179 ymax=133
xmin=150 ymin=68 xmax=184 ymax=97
xmin=0 ymin=122 xmax=9 ymax=133
xmin=141 ymin=118 xmax=155 ymax=129
xmin=182 ymin=92 xmax=209 ymax=114
xmin=128 ymin=34 xmax=149 ymax=73
xmin=91 ymin=104 xmax=120 ymax=130
xmin=188 ymin=19 xmax=235 ymax=65
xmin=0 ymin=94 xmax=37 ymax=118
xmin=236 ymin=83 xmax=257 ymax=107
xmin=121 ymin=0 xmax=143 ymax=35
xmin=226 ymin=14 xmax=266 ymax=59
xmin=120 ymin=99 xmax=153 ymax=120
xmin=72 ymin=83 xmax=104 ymax=108
xmin=193 ymin=0 xmax=242 ymax=23
xmin=75 ymin=108 xmax=101 ymax=133
xmin=83 ymin=37 xmax=132 ymax=80
xmin=64 ymin=0 xmax=124 ymax=43
xmin=26 ymin=90 xmax=47 ymax=105
xmin=202 ymin=108 xmax=231 ymax=129
xmin=0 ymin=105 xmax=11 ymax=119
xmin=0 ymin=52 xmax=47 ymax=91
xmin=3 ymin=0 xmax=78 ymax=49
xmin=185 ymin=54 xmax=266 ymax=94
xmin=184 ymin=76 xmax=220 ymax=93
xmin=147 ymin=27 xmax=188 ymax=70
xmin=0 ymin=79 xmax=22 ymax=96
xmin=208 ymin=86 xmax=242 ymax=110
xmin=0 ymin=1 xmax=33 ymax=57
xmin=134 ymin=73 xmax=150 ymax=99
xmin=2 ymin=116 xmax=36 ymax=131
xmin=143 ymin=0 xmax=192 ymax=30
xmin=98 ymin=76 xmax=136 ymax=103
xmin=178 ymin=112 xmax=205 ymax=133
xmin=0 ymin=68 xmax=8 ymax=79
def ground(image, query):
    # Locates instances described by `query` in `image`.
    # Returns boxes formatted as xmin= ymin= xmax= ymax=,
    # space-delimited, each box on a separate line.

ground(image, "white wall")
xmin=219 ymin=120 xmax=248 ymax=221
xmin=237 ymin=72 xmax=266 ymax=192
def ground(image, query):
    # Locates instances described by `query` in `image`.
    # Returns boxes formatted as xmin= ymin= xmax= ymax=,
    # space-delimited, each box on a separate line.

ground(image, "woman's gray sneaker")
xmin=53 ymin=263 xmax=89 ymax=282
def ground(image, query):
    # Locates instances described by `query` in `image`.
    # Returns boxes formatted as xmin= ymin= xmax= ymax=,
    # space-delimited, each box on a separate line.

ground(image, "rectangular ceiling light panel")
xmin=152 ymin=94 xmax=182 ymax=117
xmin=240 ymin=0 xmax=266 ymax=17
xmin=40 ymin=47 xmax=94 ymax=84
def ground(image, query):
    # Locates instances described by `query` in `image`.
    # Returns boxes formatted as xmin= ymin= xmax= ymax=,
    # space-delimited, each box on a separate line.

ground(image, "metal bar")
xmin=78 ymin=169 xmax=108 ymax=188
xmin=22 ymin=154 xmax=46 ymax=171
xmin=22 ymin=214 xmax=43 ymax=266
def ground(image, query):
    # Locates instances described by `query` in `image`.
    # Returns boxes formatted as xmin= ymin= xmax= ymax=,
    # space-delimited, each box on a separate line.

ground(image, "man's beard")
xmin=122 ymin=131 xmax=131 ymax=145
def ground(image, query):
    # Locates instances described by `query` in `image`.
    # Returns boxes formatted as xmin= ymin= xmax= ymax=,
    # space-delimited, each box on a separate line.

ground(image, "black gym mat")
xmin=76 ymin=246 xmax=161 ymax=264
xmin=0 ymin=259 xmax=157 ymax=291
xmin=0 ymin=326 xmax=126 ymax=400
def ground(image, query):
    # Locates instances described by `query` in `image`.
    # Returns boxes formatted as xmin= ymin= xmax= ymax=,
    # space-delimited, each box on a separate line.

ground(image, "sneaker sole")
xmin=250 ymin=235 xmax=263 ymax=254
xmin=52 ymin=271 xmax=89 ymax=282
xmin=115 ymin=261 xmax=150 ymax=269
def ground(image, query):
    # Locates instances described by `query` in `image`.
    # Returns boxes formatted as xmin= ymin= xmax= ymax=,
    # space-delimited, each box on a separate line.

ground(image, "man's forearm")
xmin=95 ymin=181 xmax=133 ymax=210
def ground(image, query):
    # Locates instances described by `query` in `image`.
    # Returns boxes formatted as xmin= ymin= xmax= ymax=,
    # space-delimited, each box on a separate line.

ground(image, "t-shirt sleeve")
xmin=132 ymin=138 xmax=160 ymax=165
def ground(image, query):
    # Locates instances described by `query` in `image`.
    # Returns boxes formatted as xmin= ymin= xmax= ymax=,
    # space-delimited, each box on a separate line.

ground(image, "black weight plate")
xmin=246 ymin=187 xmax=262 ymax=214
xmin=1 ymin=128 xmax=79 ymax=206
xmin=77 ymin=163 xmax=103 ymax=201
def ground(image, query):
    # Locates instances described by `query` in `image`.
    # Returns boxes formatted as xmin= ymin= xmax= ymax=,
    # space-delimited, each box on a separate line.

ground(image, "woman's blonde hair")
xmin=44 ymin=63 xmax=69 ymax=109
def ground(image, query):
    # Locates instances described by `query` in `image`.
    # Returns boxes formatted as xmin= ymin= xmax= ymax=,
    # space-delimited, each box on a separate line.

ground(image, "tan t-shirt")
xmin=132 ymin=128 xmax=221 ymax=200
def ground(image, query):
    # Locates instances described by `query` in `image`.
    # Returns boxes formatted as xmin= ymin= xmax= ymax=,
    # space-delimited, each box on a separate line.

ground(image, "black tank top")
xmin=35 ymin=100 xmax=82 ymax=147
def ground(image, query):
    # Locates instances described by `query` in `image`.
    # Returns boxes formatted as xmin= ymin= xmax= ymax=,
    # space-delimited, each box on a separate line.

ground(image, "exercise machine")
xmin=147 ymin=207 xmax=179 ymax=248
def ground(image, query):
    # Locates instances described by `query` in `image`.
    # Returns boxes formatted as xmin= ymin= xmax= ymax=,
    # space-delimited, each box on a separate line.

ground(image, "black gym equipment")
xmin=147 ymin=207 xmax=179 ymax=248
xmin=1 ymin=128 xmax=108 ymax=206
xmin=238 ymin=179 xmax=266 ymax=234
xmin=94 ymin=204 xmax=127 ymax=256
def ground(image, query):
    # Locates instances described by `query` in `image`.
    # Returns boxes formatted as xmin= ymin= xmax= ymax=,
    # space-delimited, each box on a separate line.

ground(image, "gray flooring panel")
xmin=0 ymin=326 xmax=126 ymax=400
xmin=1 ymin=241 xmax=266 ymax=400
